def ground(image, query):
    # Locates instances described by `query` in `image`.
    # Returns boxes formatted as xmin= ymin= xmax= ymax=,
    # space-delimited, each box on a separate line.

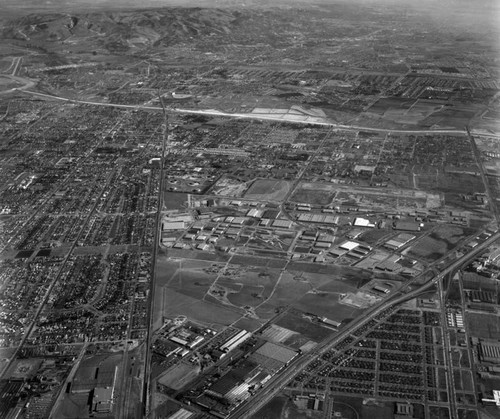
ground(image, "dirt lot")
xmin=291 ymin=182 xmax=337 ymax=205
xmin=244 ymin=179 xmax=292 ymax=201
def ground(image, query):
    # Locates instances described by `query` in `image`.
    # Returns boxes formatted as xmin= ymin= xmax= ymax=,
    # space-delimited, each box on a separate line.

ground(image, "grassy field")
xmin=407 ymin=225 xmax=471 ymax=262
xmin=165 ymin=261 xmax=222 ymax=300
xmin=466 ymin=313 xmax=500 ymax=340
xmin=163 ymin=191 xmax=188 ymax=210
xmin=368 ymin=97 xmax=414 ymax=115
xmin=155 ymin=254 xmax=370 ymax=329
xmin=231 ymin=254 xmax=288 ymax=268
xmin=251 ymin=396 xmax=288 ymax=419
xmin=453 ymin=369 xmax=474 ymax=392
xmin=255 ymin=267 xmax=367 ymax=321
xmin=294 ymin=293 xmax=364 ymax=322
xmin=275 ymin=311 xmax=332 ymax=342
xmin=227 ymin=284 xmax=265 ymax=306
xmin=232 ymin=317 xmax=264 ymax=332
xmin=154 ymin=288 xmax=241 ymax=330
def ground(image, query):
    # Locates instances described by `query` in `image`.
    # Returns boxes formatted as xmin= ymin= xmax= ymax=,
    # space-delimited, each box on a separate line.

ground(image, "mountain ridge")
xmin=1 ymin=7 xmax=251 ymax=52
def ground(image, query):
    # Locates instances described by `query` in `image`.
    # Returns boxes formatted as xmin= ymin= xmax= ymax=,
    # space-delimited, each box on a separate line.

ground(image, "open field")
xmin=232 ymin=317 xmax=264 ymax=332
xmin=156 ymin=254 xmax=371 ymax=326
xmin=385 ymin=100 xmax=445 ymax=125
xmin=255 ymin=266 xmax=372 ymax=320
xmin=214 ymin=264 xmax=281 ymax=309
xmin=244 ymin=179 xmax=292 ymax=201
xmin=368 ymin=97 xmax=414 ymax=115
xmin=163 ymin=289 xmax=241 ymax=327
xmin=252 ymin=396 xmax=289 ymax=419
xmin=226 ymin=284 xmax=265 ymax=306
xmin=3 ymin=358 xmax=42 ymax=380
xmin=210 ymin=176 xmax=251 ymax=197
xmin=318 ymin=182 xmax=443 ymax=211
xmin=163 ymin=192 xmax=189 ymax=210
xmin=406 ymin=225 xmax=472 ymax=262
xmin=423 ymin=105 xmax=479 ymax=129
xmin=0 ymin=75 xmax=20 ymax=90
xmin=153 ymin=282 xmax=242 ymax=330
xmin=165 ymin=261 xmax=221 ymax=300
xmin=157 ymin=362 xmax=200 ymax=390
xmin=52 ymin=393 xmax=90 ymax=419
xmin=287 ymin=261 xmax=373 ymax=286
xmin=453 ymin=369 xmax=474 ymax=392
xmin=294 ymin=292 xmax=365 ymax=322
xmin=366 ymin=96 xmax=481 ymax=128
xmin=164 ymin=248 xmax=231 ymax=263
xmin=231 ymin=254 xmax=288 ymax=269
xmin=291 ymin=182 xmax=337 ymax=205
xmin=466 ymin=313 xmax=500 ymax=340
xmin=275 ymin=311 xmax=332 ymax=342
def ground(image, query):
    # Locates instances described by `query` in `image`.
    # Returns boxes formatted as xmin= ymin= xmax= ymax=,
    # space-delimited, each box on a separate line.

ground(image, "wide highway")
xmin=17 ymin=89 xmax=488 ymax=137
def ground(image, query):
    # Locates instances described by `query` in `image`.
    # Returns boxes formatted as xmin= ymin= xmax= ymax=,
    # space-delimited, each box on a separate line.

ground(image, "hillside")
xmin=0 ymin=8 xmax=251 ymax=53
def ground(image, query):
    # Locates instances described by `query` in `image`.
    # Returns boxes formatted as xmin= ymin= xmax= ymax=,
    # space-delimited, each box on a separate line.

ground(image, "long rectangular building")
xmin=220 ymin=330 xmax=252 ymax=353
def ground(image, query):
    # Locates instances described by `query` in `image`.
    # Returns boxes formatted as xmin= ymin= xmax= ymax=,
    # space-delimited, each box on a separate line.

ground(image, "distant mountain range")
xmin=1 ymin=1 xmax=497 ymax=55
xmin=1 ymin=7 xmax=252 ymax=52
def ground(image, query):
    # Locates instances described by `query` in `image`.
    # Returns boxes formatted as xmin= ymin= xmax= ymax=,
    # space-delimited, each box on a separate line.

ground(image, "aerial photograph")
xmin=0 ymin=0 xmax=499 ymax=418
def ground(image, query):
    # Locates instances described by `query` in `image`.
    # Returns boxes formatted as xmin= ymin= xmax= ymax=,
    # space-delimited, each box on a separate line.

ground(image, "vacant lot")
xmin=154 ymin=288 xmax=241 ymax=331
xmin=466 ymin=313 xmax=500 ymax=340
xmin=157 ymin=363 xmax=199 ymax=390
xmin=368 ymin=97 xmax=414 ymax=115
xmin=407 ymin=225 xmax=470 ymax=262
xmin=276 ymin=311 xmax=332 ymax=342
xmin=291 ymin=182 xmax=337 ymax=205
xmin=294 ymin=292 xmax=364 ymax=322
xmin=244 ymin=179 xmax=291 ymax=201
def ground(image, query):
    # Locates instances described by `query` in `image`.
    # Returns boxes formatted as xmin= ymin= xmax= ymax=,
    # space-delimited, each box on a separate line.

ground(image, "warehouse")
xmin=220 ymin=330 xmax=252 ymax=353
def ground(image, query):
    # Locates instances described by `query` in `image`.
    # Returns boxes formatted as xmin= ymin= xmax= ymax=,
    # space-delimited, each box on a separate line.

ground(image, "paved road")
xmin=18 ymin=89 xmax=491 ymax=137
xmin=143 ymin=105 xmax=169 ymax=418
xmin=0 ymin=57 xmax=38 ymax=95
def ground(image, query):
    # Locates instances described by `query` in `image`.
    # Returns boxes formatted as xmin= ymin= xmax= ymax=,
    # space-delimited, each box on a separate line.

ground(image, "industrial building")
xmin=220 ymin=330 xmax=252 ymax=353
